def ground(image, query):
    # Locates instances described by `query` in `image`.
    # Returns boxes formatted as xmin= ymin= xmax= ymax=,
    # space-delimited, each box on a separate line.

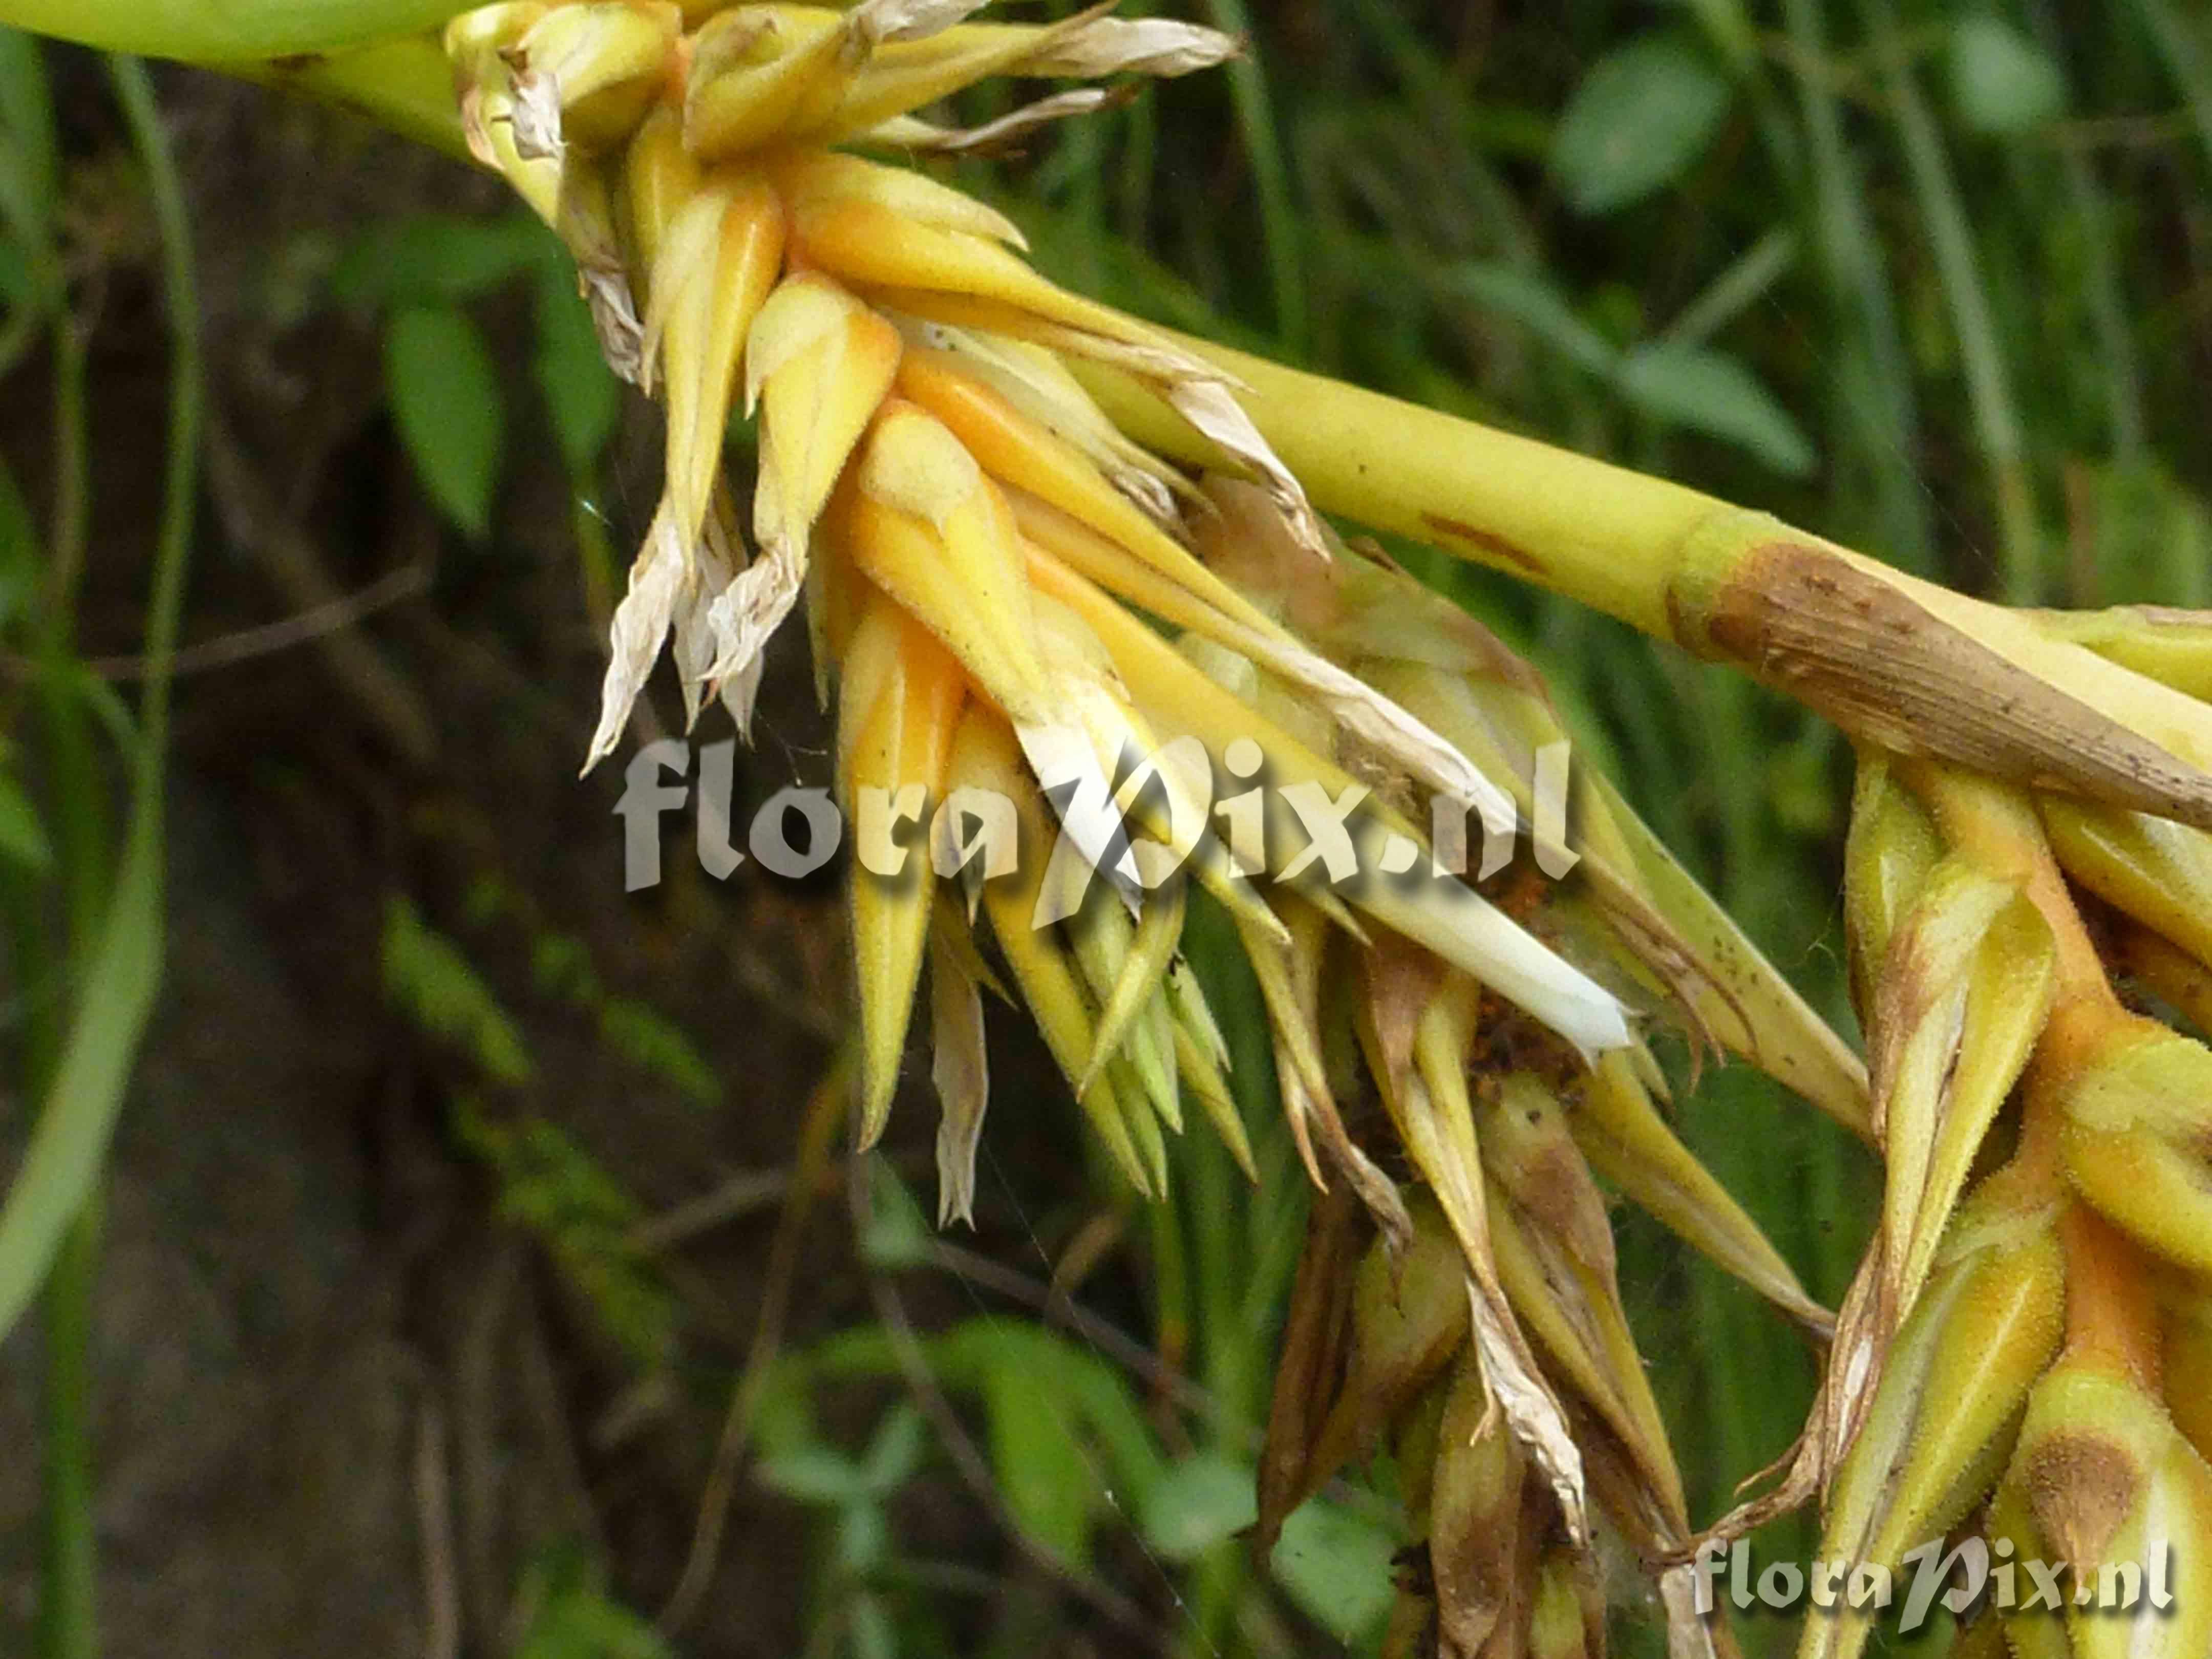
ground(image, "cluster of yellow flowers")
xmin=443 ymin=5 xmax=2212 ymax=1655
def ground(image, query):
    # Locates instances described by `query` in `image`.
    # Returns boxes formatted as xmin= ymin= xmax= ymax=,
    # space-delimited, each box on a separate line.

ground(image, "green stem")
xmin=36 ymin=1205 xmax=99 ymax=1659
xmin=0 ymin=0 xmax=471 ymax=61
xmin=232 ymin=33 xmax=469 ymax=160
xmin=1076 ymin=330 xmax=2212 ymax=797
xmin=1145 ymin=1185 xmax=1190 ymax=1401
xmin=42 ymin=318 xmax=87 ymax=623
xmin=1661 ymin=226 xmax=1798 ymax=349
xmin=1077 ymin=342 xmax=1742 ymax=640
xmin=19 ymin=57 xmax=203 ymax=1656
xmin=109 ymin=52 xmax=201 ymax=783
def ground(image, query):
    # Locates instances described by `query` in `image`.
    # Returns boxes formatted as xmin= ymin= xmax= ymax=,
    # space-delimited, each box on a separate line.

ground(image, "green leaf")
xmin=859 ymin=1160 xmax=932 ymax=1270
xmin=1140 ymin=1452 xmax=1257 ymax=1561
xmin=452 ymin=1101 xmax=678 ymax=1368
xmin=0 ymin=812 xmax=162 ymax=1342
xmin=534 ymin=265 xmax=624 ymax=476
xmin=1269 ymin=1498 xmax=1399 ymax=1647
xmin=979 ymin=1347 xmax=1094 ymax=1565
xmin=1948 ymin=17 xmax=2066 ymax=135
xmin=0 ymin=769 xmax=50 ymax=869
xmin=861 ymin=1401 xmax=927 ymax=1494
xmin=514 ymin=1543 xmax=673 ymax=1659
xmin=835 ymin=1501 xmax=889 ymax=1577
xmin=1615 ymin=341 xmax=1817 ymax=476
xmin=531 ymin=932 xmax=599 ymax=1001
xmin=382 ymin=897 xmax=533 ymax=1083
xmin=757 ymin=1442 xmax=871 ymax=1506
xmin=1440 ymin=263 xmax=1619 ymax=378
xmin=0 ymin=28 xmax=56 ymax=273
xmin=1679 ymin=0 xmax=1756 ymax=75
xmin=1550 ymin=35 xmax=1731 ymax=215
xmin=816 ymin=1316 xmax=1167 ymax=1519
xmin=597 ymin=997 xmax=719 ymax=1107
xmin=384 ymin=304 xmax=505 ymax=538
xmin=330 ymin=210 xmax=548 ymax=309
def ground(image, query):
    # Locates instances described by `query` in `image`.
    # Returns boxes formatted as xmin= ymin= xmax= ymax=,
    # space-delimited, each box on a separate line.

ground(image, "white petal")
xmin=704 ymin=536 xmax=809 ymax=690
xmin=929 ymin=931 xmax=990 ymax=1227
xmin=866 ymin=87 xmax=1121 ymax=154
xmin=1022 ymin=17 xmax=1240 ymax=78
xmin=1464 ymin=1280 xmax=1590 ymax=1549
xmin=1165 ymin=378 xmax=1330 ymax=564
xmin=583 ymin=509 xmax=687 ymax=773
xmin=505 ymin=67 xmax=564 ymax=161
xmin=849 ymin=0 xmax=996 ymax=49
xmin=581 ymin=264 xmax=644 ymax=384
xmin=672 ymin=519 xmax=739 ymax=731
xmin=1355 ymin=875 xmax=1632 ymax=1060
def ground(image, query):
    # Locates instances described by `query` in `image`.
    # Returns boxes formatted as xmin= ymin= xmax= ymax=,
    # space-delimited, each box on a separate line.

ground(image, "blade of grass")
xmin=0 ymin=53 xmax=199 ymax=1348
xmin=1779 ymin=0 xmax=1937 ymax=576
xmin=2052 ymin=143 xmax=2146 ymax=465
xmin=34 ymin=1201 xmax=98 ymax=1659
xmin=1864 ymin=0 xmax=2041 ymax=603
xmin=2129 ymin=0 xmax=2212 ymax=165
xmin=0 ymin=38 xmax=112 ymax=1659
xmin=1661 ymin=227 xmax=1799 ymax=348
xmin=1196 ymin=0 xmax=1306 ymax=356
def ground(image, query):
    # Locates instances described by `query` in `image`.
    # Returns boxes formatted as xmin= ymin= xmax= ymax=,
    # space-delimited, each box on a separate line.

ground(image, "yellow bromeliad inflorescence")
xmin=445 ymin=5 xmax=1880 ymax=1649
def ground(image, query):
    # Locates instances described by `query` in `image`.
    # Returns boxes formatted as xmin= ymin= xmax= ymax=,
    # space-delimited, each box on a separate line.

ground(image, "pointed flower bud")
xmin=838 ymin=590 xmax=965 ymax=1146
xmin=2053 ymin=1014 xmax=2212 ymax=1278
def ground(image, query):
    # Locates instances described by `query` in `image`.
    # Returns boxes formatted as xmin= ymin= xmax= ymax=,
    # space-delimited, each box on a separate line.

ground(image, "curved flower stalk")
xmin=1090 ymin=344 xmax=2212 ymax=845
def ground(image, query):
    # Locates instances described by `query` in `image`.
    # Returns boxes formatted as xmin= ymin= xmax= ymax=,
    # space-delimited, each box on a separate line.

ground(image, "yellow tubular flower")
xmin=838 ymin=588 xmax=964 ymax=1145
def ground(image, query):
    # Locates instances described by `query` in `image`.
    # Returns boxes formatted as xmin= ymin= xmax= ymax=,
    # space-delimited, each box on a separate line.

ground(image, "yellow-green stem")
xmin=1077 ymin=346 xmax=1751 ymax=641
xmin=228 ymin=33 xmax=470 ymax=160
xmin=1081 ymin=344 xmax=2212 ymax=810
xmin=0 ymin=0 xmax=469 ymax=60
